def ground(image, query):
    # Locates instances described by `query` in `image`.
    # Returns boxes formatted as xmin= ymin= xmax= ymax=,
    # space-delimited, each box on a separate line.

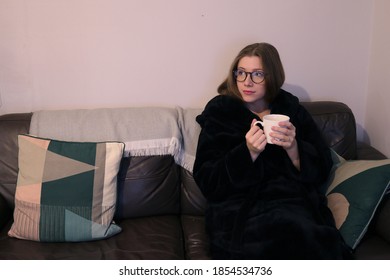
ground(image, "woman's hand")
xmin=246 ymin=119 xmax=267 ymax=161
xmin=269 ymin=120 xmax=296 ymax=149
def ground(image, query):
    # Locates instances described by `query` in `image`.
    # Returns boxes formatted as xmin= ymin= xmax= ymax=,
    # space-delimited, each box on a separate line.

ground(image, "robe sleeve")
xmin=290 ymin=105 xmax=333 ymax=188
xmin=193 ymin=129 xmax=264 ymax=201
xmin=193 ymin=100 xmax=264 ymax=201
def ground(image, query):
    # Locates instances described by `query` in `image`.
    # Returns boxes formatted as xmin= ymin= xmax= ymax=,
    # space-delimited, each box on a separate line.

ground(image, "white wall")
xmin=0 ymin=0 xmax=375 ymax=141
xmin=366 ymin=0 xmax=390 ymax=157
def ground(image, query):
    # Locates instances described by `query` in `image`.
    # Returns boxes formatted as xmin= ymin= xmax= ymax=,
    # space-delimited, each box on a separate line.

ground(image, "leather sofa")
xmin=0 ymin=101 xmax=389 ymax=260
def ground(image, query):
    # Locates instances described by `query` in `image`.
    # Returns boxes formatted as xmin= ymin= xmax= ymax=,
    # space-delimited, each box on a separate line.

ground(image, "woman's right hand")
xmin=246 ymin=119 xmax=267 ymax=161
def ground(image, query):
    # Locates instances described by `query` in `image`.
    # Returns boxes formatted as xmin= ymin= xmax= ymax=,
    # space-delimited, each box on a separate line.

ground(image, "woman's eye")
xmin=253 ymin=71 xmax=264 ymax=77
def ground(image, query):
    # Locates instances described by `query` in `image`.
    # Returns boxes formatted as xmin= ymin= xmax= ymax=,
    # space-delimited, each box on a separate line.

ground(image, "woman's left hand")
xmin=269 ymin=120 xmax=297 ymax=150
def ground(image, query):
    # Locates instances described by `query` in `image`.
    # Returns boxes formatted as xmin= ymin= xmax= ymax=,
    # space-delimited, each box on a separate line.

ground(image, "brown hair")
xmin=217 ymin=42 xmax=285 ymax=103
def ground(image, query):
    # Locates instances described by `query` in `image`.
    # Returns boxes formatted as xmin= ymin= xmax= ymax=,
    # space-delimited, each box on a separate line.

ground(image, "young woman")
xmin=193 ymin=42 xmax=352 ymax=259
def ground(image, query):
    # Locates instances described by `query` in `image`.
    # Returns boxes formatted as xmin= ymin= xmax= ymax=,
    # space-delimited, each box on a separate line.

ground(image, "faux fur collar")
xmin=197 ymin=89 xmax=300 ymax=128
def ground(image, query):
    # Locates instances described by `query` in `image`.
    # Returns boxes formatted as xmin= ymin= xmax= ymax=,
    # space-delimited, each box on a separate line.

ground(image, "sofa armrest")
xmin=0 ymin=194 xmax=12 ymax=229
xmin=356 ymin=142 xmax=387 ymax=160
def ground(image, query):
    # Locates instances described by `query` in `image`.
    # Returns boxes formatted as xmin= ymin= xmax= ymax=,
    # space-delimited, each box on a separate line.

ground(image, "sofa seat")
xmin=354 ymin=234 xmax=390 ymax=260
xmin=0 ymin=215 xmax=184 ymax=260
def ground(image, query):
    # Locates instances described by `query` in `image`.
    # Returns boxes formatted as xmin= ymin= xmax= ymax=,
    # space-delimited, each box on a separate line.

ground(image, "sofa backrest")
xmin=0 ymin=113 xmax=32 ymax=208
xmin=115 ymin=155 xmax=181 ymax=220
xmin=301 ymin=101 xmax=357 ymax=160
xmin=0 ymin=101 xmax=358 ymax=217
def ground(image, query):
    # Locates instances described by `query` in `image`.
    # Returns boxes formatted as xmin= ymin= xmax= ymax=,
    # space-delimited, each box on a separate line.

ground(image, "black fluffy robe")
xmin=193 ymin=90 xmax=352 ymax=259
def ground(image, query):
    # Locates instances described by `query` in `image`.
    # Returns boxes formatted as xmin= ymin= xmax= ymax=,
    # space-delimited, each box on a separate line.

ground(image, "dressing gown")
xmin=193 ymin=90 xmax=352 ymax=259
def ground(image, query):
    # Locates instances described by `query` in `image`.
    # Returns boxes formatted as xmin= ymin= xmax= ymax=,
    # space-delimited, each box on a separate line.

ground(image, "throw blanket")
xmin=29 ymin=106 xmax=203 ymax=172
xmin=177 ymin=107 xmax=202 ymax=172
xmin=30 ymin=107 xmax=182 ymax=162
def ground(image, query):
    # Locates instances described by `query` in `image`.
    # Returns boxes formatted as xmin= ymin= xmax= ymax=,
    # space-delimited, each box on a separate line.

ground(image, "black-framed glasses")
xmin=233 ymin=69 xmax=266 ymax=84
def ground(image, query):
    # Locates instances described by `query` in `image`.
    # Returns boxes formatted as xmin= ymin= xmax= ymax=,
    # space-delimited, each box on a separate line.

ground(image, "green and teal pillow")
xmin=8 ymin=134 xmax=124 ymax=242
xmin=326 ymin=151 xmax=390 ymax=249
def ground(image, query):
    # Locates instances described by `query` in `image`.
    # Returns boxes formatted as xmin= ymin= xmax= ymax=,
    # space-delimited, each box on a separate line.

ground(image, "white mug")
xmin=253 ymin=114 xmax=290 ymax=144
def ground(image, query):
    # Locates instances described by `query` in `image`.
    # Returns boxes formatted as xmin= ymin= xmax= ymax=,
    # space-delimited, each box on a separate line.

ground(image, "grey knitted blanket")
xmin=29 ymin=106 xmax=202 ymax=172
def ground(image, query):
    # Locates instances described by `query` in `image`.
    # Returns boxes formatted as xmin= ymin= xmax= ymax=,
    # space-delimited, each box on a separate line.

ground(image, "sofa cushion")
xmin=0 ymin=215 xmax=184 ymax=259
xmin=8 ymin=135 xmax=124 ymax=242
xmin=181 ymin=215 xmax=211 ymax=260
xmin=180 ymin=167 xmax=207 ymax=215
xmin=326 ymin=153 xmax=390 ymax=249
xmin=115 ymin=155 xmax=180 ymax=220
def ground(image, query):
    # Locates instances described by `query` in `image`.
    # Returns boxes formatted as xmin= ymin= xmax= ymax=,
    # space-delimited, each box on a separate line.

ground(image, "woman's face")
xmin=236 ymin=56 xmax=267 ymax=111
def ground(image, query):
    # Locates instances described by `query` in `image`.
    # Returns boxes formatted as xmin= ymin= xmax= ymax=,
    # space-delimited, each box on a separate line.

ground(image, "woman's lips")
xmin=243 ymin=90 xmax=255 ymax=95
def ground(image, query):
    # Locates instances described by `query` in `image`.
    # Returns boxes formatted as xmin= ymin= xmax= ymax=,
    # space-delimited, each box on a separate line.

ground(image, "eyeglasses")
xmin=233 ymin=69 xmax=266 ymax=84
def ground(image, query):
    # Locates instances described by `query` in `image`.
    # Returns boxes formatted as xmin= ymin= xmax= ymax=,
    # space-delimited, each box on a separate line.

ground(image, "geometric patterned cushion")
xmin=326 ymin=156 xmax=390 ymax=250
xmin=8 ymin=135 xmax=124 ymax=242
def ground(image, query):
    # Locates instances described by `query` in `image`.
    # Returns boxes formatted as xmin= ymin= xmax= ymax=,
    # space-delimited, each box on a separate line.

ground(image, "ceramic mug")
xmin=253 ymin=114 xmax=290 ymax=144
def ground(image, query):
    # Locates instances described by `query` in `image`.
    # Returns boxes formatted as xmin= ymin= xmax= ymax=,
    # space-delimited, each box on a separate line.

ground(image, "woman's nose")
xmin=244 ymin=74 xmax=253 ymax=86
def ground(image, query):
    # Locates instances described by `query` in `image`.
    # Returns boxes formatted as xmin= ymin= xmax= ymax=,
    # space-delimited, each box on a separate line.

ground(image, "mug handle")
xmin=253 ymin=120 xmax=264 ymax=128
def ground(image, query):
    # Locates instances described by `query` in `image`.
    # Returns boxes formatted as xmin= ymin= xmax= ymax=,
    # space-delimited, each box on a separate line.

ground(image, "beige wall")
xmin=0 ymin=0 xmax=383 ymax=149
xmin=366 ymin=0 xmax=390 ymax=157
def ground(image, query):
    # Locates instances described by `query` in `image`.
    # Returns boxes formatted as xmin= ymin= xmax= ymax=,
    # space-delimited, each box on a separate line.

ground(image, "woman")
xmin=193 ymin=42 xmax=352 ymax=259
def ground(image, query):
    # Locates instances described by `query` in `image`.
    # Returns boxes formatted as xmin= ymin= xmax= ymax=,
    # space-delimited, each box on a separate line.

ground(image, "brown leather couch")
xmin=0 ymin=101 xmax=389 ymax=259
